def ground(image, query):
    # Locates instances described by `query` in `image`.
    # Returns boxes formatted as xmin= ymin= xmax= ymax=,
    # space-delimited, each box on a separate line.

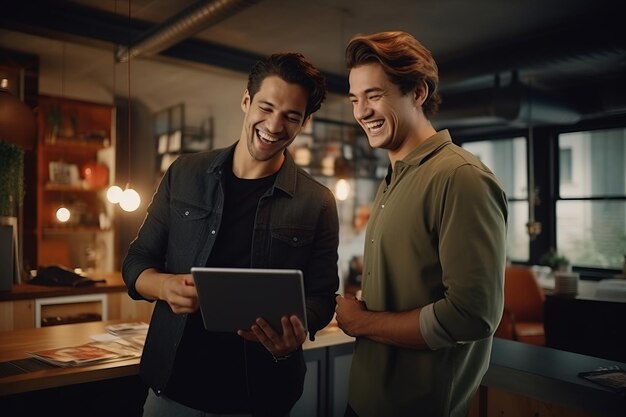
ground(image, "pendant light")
xmin=106 ymin=0 xmax=141 ymax=212
xmin=0 ymin=78 xmax=36 ymax=150
xmin=55 ymin=42 xmax=71 ymax=223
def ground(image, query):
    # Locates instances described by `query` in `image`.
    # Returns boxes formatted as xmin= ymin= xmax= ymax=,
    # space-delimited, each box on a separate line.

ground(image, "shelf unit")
xmin=36 ymin=95 xmax=116 ymax=272
xmin=154 ymin=103 xmax=213 ymax=179
xmin=296 ymin=117 xmax=387 ymax=180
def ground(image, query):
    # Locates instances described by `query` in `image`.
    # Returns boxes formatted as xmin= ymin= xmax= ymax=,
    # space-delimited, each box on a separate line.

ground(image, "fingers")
xmin=247 ymin=315 xmax=306 ymax=357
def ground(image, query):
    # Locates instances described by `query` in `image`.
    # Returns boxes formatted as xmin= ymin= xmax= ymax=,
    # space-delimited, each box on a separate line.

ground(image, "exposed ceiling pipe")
xmin=116 ymin=0 xmax=263 ymax=63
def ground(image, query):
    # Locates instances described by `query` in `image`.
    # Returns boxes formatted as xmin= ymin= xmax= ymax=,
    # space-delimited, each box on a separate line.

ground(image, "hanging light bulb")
xmin=115 ymin=0 xmax=142 ymax=214
xmin=56 ymin=206 xmax=71 ymax=223
xmin=106 ymin=185 xmax=123 ymax=203
xmin=119 ymin=185 xmax=141 ymax=212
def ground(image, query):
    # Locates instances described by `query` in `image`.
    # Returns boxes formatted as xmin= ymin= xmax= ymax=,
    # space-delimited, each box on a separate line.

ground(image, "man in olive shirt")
xmin=335 ymin=31 xmax=508 ymax=417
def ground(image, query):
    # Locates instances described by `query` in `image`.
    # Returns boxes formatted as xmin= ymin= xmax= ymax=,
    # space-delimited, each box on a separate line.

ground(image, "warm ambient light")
xmin=334 ymin=179 xmax=351 ymax=201
xmin=56 ymin=206 xmax=71 ymax=222
xmin=119 ymin=187 xmax=141 ymax=212
xmin=106 ymin=185 xmax=123 ymax=204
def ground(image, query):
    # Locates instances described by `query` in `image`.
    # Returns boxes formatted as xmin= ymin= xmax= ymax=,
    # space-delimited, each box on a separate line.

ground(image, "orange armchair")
xmin=495 ymin=266 xmax=546 ymax=345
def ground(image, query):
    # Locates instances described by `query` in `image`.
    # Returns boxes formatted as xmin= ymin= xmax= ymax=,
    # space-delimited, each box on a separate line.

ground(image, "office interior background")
xmin=1 ymin=0 xmax=625 ymax=282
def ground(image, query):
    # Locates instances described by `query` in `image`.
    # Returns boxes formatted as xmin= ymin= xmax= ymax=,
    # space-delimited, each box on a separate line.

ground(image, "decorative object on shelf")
xmin=81 ymin=161 xmax=109 ymax=188
xmin=0 ymin=140 xmax=25 ymax=288
xmin=48 ymin=160 xmax=80 ymax=186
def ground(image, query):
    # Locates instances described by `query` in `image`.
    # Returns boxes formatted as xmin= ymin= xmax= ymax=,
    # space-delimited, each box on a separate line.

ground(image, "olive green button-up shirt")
xmin=349 ymin=130 xmax=508 ymax=417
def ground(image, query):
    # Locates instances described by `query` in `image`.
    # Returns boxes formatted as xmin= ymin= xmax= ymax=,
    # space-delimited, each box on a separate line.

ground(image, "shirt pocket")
xmin=270 ymin=227 xmax=315 ymax=268
xmin=169 ymin=199 xmax=212 ymax=246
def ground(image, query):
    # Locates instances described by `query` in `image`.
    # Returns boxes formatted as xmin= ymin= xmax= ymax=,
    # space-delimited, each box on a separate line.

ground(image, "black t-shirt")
xmin=165 ymin=156 xmax=277 ymax=413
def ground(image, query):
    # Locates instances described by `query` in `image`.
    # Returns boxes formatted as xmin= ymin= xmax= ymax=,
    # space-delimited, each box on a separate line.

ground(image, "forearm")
xmin=135 ymin=268 xmax=170 ymax=301
xmin=352 ymin=308 xmax=428 ymax=349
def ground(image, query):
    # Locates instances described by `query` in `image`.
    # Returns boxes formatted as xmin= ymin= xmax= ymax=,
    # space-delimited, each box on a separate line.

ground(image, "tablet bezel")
xmin=191 ymin=267 xmax=307 ymax=333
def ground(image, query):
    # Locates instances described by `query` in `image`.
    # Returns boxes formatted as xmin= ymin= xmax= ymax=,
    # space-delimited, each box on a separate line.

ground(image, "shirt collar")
xmin=206 ymin=142 xmax=298 ymax=198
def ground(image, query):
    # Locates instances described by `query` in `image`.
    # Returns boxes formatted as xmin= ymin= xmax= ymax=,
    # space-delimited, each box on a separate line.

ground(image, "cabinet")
xmin=35 ymin=95 xmax=115 ymax=271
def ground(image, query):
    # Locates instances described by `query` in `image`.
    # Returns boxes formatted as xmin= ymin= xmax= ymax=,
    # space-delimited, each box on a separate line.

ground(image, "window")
xmin=557 ymin=128 xmax=626 ymax=269
xmin=462 ymin=137 xmax=529 ymax=261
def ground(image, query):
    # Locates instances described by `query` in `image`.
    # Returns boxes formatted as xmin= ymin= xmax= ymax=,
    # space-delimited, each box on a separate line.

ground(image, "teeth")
xmin=257 ymin=129 xmax=278 ymax=143
xmin=365 ymin=120 xmax=384 ymax=130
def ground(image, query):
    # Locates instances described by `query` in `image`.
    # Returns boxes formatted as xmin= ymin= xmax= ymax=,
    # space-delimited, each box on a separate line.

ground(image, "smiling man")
xmin=123 ymin=53 xmax=339 ymax=417
xmin=335 ymin=31 xmax=508 ymax=417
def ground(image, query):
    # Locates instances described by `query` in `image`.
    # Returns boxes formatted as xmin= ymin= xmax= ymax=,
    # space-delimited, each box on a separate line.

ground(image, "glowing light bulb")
xmin=334 ymin=179 xmax=351 ymax=201
xmin=106 ymin=185 xmax=123 ymax=203
xmin=56 ymin=207 xmax=71 ymax=222
xmin=119 ymin=187 xmax=141 ymax=212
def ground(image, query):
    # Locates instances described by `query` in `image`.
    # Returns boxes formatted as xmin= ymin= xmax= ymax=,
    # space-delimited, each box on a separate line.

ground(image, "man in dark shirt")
xmin=123 ymin=53 xmax=339 ymax=417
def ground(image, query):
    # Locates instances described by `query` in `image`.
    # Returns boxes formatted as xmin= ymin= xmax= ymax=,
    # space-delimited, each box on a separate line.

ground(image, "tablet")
xmin=191 ymin=267 xmax=307 ymax=333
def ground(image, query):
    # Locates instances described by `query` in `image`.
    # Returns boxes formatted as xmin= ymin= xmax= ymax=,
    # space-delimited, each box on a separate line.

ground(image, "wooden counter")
xmin=0 ymin=273 xmax=153 ymax=331
xmin=0 ymin=272 xmax=127 ymax=302
xmin=0 ymin=320 xmax=352 ymax=396
xmin=1 ymin=320 xmax=624 ymax=417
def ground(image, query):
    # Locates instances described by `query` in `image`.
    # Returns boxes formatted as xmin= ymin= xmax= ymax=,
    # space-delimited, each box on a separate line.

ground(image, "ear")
xmin=413 ymin=80 xmax=429 ymax=107
xmin=241 ymin=89 xmax=251 ymax=112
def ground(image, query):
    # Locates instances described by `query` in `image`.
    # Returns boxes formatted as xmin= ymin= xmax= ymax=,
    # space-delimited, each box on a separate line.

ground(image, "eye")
xmin=287 ymin=116 xmax=302 ymax=124
xmin=368 ymin=94 xmax=382 ymax=101
xmin=259 ymin=106 xmax=271 ymax=113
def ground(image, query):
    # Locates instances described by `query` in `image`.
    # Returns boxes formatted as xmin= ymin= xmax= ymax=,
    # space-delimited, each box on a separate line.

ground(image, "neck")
xmin=387 ymin=121 xmax=437 ymax=167
xmin=232 ymin=140 xmax=284 ymax=179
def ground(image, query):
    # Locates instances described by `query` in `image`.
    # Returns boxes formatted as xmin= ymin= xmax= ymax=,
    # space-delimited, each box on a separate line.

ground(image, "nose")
xmin=266 ymin=112 xmax=283 ymax=134
xmin=353 ymin=100 xmax=372 ymax=121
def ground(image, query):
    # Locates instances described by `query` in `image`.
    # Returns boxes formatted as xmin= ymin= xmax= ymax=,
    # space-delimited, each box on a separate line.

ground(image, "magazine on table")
xmin=105 ymin=321 xmax=149 ymax=336
xmin=28 ymin=340 xmax=141 ymax=368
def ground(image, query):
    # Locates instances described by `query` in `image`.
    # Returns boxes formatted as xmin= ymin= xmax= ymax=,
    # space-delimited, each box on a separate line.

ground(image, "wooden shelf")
xmin=36 ymin=95 xmax=116 ymax=271
xmin=43 ymin=183 xmax=106 ymax=192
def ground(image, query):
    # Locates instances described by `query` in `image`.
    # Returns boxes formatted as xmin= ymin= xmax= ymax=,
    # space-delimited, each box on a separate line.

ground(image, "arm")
xmin=336 ymin=165 xmax=508 ymax=350
xmin=335 ymin=295 xmax=428 ymax=349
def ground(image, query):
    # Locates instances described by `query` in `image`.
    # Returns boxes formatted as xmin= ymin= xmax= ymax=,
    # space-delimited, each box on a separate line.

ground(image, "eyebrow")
xmin=348 ymin=87 xmax=385 ymax=98
xmin=258 ymin=99 xmax=304 ymax=119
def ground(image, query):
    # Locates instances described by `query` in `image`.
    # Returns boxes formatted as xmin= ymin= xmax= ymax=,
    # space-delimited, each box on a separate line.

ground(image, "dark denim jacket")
xmin=122 ymin=143 xmax=339 ymax=408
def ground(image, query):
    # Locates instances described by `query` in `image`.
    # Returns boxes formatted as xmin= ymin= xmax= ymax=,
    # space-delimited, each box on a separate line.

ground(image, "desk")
xmin=485 ymin=338 xmax=625 ymax=417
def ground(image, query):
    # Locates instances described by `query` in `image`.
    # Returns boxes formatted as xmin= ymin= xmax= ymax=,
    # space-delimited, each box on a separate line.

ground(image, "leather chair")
xmin=495 ymin=266 xmax=546 ymax=345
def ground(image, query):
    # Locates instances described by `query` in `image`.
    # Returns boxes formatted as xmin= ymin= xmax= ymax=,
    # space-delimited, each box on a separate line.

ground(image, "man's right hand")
xmin=136 ymin=268 xmax=198 ymax=314
xmin=159 ymin=273 xmax=198 ymax=314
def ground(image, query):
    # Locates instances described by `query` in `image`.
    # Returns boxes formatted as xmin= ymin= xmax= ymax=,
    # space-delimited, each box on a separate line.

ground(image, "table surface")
xmin=0 ymin=319 xmax=353 ymax=396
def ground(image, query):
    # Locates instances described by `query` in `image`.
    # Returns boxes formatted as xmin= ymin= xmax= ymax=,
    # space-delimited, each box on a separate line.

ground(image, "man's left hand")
xmin=238 ymin=315 xmax=307 ymax=358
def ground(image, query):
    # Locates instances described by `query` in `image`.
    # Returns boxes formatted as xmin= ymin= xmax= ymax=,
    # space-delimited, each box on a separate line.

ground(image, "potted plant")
xmin=0 ymin=140 xmax=24 ymax=290
xmin=540 ymin=247 xmax=571 ymax=273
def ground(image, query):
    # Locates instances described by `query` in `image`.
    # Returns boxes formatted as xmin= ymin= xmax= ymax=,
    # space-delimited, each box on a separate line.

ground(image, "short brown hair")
xmin=247 ymin=53 xmax=326 ymax=119
xmin=345 ymin=31 xmax=441 ymax=118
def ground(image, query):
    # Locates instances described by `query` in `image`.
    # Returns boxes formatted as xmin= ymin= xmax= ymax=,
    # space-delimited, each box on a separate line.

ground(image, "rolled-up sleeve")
xmin=430 ymin=164 xmax=508 ymax=345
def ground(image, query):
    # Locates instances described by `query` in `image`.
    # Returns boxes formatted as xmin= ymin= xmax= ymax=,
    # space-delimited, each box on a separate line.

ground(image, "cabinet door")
xmin=292 ymin=348 xmax=326 ymax=417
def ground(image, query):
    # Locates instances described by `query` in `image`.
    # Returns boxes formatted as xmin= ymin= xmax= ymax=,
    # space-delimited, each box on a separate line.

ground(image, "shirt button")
xmin=381 ymin=204 xmax=385 ymax=208
xmin=211 ymin=230 xmax=216 ymax=235
xmin=184 ymin=210 xmax=190 ymax=216
xmin=292 ymin=237 xmax=298 ymax=242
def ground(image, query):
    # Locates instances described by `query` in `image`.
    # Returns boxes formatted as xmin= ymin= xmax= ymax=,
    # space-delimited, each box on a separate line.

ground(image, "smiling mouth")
xmin=256 ymin=129 xmax=280 ymax=144
xmin=365 ymin=119 xmax=384 ymax=133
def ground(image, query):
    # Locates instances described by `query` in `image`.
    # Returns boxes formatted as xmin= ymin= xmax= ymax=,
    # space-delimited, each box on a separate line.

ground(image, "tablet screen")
xmin=191 ymin=267 xmax=307 ymax=333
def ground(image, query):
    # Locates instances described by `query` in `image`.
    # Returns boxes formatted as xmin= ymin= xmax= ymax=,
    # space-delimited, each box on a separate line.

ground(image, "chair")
xmin=495 ymin=266 xmax=546 ymax=345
